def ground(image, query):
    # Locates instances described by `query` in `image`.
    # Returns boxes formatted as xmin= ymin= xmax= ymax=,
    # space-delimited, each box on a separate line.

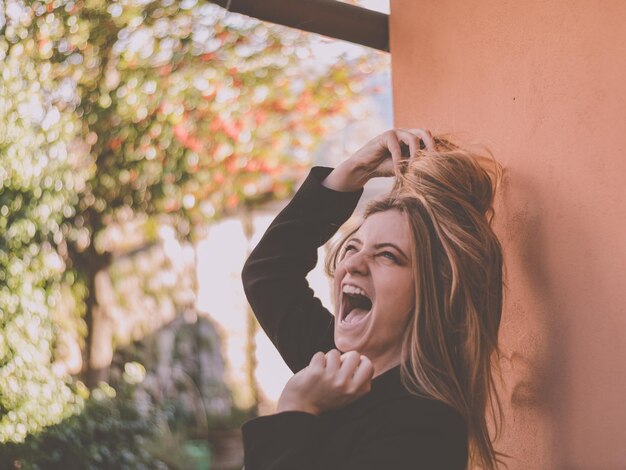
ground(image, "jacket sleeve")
xmin=241 ymin=166 xmax=363 ymax=373
xmin=240 ymin=402 xmax=468 ymax=470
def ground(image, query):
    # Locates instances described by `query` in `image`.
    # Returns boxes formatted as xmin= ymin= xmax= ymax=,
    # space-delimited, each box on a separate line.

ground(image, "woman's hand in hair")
xmin=322 ymin=128 xmax=435 ymax=192
xmin=276 ymin=349 xmax=374 ymax=415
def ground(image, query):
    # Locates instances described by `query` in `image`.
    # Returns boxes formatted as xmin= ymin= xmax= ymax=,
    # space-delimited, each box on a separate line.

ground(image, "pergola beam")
xmin=210 ymin=0 xmax=389 ymax=52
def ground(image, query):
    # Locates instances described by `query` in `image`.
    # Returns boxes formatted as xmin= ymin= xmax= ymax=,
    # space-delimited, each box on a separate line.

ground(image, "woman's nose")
xmin=344 ymin=251 xmax=369 ymax=275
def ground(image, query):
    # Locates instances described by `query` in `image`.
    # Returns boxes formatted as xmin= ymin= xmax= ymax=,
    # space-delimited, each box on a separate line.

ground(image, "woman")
xmin=240 ymin=129 xmax=508 ymax=470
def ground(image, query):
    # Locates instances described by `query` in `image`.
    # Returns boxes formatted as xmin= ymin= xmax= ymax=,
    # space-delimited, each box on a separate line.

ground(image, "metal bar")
xmin=210 ymin=0 xmax=389 ymax=52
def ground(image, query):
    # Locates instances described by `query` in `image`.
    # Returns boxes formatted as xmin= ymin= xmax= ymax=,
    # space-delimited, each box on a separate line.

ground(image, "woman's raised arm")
xmin=241 ymin=166 xmax=363 ymax=372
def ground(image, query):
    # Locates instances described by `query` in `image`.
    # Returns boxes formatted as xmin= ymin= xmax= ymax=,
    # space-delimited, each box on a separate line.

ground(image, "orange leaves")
xmin=224 ymin=155 xmax=238 ymax=173
xmin=213 ymin=172 xmax=225 ymax=184
xmin=244 ymin=160 xmax=260 ymax=172
xmin=253 ymin=109 xmax=268 ymax=126
xmin=158 ymin=64 xmax=173 ymax=77
xmin=172 ymin=123 xmax=188 ymax=139
xmin=208 ymin=117 xmax=242 ymax=140
xmin=294 ymin=90 xmax=314 ymax=113
xmin=173 ymin=124 xmax=203 ymax=153
xmin=163 ymin=198 xmax=180 ymax=213
xmin=226 ymin=194 xmax=239 ymax=209
xmin=108 ymin=137 xmax=123 ymax=151
xmin=208 ymin=118 xmax=222 ymax=133
xmin=222 ymin=119 xmax=241 ymax=140
xmin=184 ymin=137 xmax=203 ymax=153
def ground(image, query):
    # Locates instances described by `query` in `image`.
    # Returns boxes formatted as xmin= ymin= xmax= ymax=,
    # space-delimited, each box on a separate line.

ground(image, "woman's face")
xmin=333 ymin=209 xmax=416 ymax=373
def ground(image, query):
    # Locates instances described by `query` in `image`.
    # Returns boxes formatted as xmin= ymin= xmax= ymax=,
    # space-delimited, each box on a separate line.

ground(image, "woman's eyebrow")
xmin=347 ymin=237 xmax=409 ymax=261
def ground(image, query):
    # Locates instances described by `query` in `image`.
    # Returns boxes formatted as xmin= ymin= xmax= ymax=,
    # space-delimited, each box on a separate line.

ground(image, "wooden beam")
xmin=210 ymin=0 xmax=389 ymax=52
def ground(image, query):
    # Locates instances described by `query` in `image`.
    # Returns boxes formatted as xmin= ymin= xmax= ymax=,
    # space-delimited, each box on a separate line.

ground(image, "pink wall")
xmin=389 ymin=1 xmax=626 ymax=468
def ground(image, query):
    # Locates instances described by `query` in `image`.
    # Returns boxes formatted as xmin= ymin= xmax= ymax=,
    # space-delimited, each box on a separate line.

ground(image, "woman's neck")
xmin=371 ymin=355 xmax=401 ymax=379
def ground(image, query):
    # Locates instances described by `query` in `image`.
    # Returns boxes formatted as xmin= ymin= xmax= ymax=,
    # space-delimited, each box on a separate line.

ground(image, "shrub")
xmin=0 ymin=388 xmax=166 ymax=470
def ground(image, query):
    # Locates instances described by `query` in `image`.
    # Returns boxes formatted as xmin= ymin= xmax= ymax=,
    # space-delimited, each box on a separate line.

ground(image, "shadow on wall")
xmin=493 ymin=168 xmax=569 ymax=468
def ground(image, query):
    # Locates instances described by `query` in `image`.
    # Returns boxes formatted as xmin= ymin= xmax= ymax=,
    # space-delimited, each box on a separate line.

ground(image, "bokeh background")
xmin=0 ymin=0 xmax=391 ymax=468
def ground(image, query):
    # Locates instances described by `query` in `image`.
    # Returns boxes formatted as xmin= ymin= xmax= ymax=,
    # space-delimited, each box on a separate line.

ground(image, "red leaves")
xmin=173 ymin=124 xmax=189 ymax=142
xmin=226 ymin=194 xmax=239 ymax=208
xmin=173 ymin=124 xmax=203 ymax=152
xmin=158 ymin=64 xmax=173 ymax=77
xmin=245 ymin=160 xmax=260 ymax=172
xmin=295 ymin=91 xmax=313 ymax=112
xmin=222 ymin=119 xmax=241 ymax=140
xmin=214 ymin=172 xmax=225 ymax=184
xmin=253 ymin=110 xmax=267 ymax=126
xmin=207 ymin=117 xmax=241 ymax=140
xmin=108 ymin=137 xmax=123 ymax=151
xmin=163 ymin=198 xmax=180 ymax=213
xmin=225 ymin=155 xmax=238 ymax=173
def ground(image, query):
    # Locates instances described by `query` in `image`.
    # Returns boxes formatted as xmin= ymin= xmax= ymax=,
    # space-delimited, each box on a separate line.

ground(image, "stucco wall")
xmin=389 ymin=1 xmax=626 ymax=468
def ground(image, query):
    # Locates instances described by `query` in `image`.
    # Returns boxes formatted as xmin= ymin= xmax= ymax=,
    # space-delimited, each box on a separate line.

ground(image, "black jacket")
xmin=240 ymin=166 xmax=468 ymax=470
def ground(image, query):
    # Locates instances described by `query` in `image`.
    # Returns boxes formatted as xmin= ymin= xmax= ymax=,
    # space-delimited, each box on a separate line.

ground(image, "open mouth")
xmin=340 ymin=287 xmax=373 ymax=325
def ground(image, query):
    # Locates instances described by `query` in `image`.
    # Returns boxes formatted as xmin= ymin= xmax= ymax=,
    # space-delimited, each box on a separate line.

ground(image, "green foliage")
xmin=0 ymin=1 xmax=89 ymax=442
xmin=143 ymin=431 xmax=212 ymax=470
xmin=0 ymin=0 xmax=383 ymax=449
xmin=0 ymin=387 xmax=165 ymax=470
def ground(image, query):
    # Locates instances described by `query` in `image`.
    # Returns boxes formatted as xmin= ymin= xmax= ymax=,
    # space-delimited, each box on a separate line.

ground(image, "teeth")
xmin=341 ymin=284 xmax=368 ymax=298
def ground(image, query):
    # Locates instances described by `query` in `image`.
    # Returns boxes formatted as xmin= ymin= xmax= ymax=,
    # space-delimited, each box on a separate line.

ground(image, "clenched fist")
xmin=276 ymin=350 xmax=375 ymax=415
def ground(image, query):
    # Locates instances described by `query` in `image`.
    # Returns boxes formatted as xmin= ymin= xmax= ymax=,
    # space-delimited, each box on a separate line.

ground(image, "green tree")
xmin=0 ymin=2 xmax=89 ymax=441
xmin=60 ymin=0 xmax=376 ymax=386
xmin=1 ymin=0 xmax=385 ymax=441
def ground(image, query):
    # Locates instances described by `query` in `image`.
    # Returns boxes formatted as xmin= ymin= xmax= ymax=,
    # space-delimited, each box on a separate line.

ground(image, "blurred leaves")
xmin=0 ymin=384 xmax=165 ymax=470
xmin=0 ymin=0 xmax=385 ymax=444
xmin=1 ymin=0 xmax=89 ymax=442
xmin=64 ymin=0 xmax=373 ymax=238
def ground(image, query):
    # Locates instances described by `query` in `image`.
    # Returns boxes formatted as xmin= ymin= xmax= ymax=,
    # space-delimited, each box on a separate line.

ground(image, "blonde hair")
xmin=326 ymin=135 xmax=509 ymax=470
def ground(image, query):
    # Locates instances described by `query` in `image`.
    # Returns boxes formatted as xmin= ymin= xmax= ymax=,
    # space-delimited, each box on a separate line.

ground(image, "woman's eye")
xmin=379 ymin=251 xmax=398 ymax=262
xmin=344 ymin=244 xmax=357 ymax=254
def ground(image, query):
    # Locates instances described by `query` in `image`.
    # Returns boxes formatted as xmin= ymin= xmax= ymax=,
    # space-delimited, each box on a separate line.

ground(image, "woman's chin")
xmin=334 ymin=337 xmax=356 ymax=353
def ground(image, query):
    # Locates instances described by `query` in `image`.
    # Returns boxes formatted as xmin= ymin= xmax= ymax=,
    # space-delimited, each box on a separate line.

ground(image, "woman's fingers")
xmin=337 ymin=351 xmax=360 ymax=380
xmin=352 ymin=355 xmax=374 ymax=390
xmin=382 ymin=131 xmax=404 ymax=177
xmin=404 ymin=128 xmax=435 ymax=151
xmin=338 ymin=352 xmax=374 ymax=395
xmin=309 ymin=351 xmax=326 ymax=373
xmin=298 ymin=350 xmax=373 ymax=410
xmin=382 ymin=128 xmax=434 ymax=177
xmin=395 ymin=129 xmax=422 ymax=160
xmin=324 ymin=349 xmax=341 ymax=374
xmin=338 ymin=128 xmax=434 ymax=184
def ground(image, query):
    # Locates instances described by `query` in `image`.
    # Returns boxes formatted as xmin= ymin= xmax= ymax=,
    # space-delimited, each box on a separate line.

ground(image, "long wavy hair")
xmin=325 ymin=135 xmax=509 ymax=470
